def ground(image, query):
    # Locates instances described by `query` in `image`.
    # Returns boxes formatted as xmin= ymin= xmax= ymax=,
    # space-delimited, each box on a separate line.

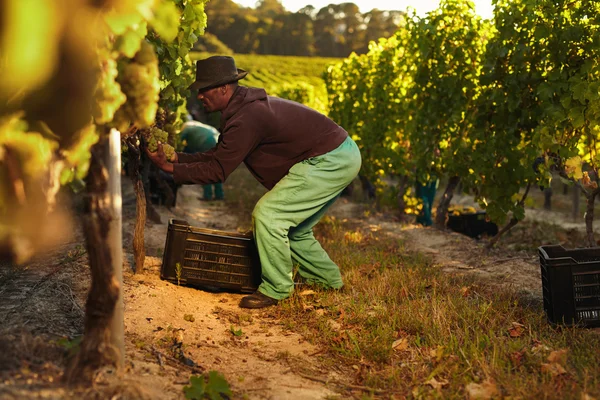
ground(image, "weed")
xmin=175 ymin=262 xmax=182 ymax=286
xmin=230 ymin=325 xmax=243 ymax=337
xmin=56 ymin=335 xmax=83 ymax=357
xmin=183 ymin=371 xmax=232 ymax=400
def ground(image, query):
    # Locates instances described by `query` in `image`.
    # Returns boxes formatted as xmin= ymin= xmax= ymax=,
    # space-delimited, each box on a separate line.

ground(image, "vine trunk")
xmin=65 ymin=136 xmax=121 ymax=383
xmin=435 ymin=176 xmax=460 ymax=229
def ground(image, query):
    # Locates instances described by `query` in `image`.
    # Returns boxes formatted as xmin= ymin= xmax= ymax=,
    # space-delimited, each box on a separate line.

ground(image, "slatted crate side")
xmin=539 ymin=245 xmax=600 ymax=327
xmin=161 ymin=219 xmax=261 ymax=293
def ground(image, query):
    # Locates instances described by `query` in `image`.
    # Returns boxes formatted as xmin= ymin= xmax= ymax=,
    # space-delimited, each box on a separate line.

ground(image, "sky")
xmin=233 ymin=0 xmax=495 ymax=19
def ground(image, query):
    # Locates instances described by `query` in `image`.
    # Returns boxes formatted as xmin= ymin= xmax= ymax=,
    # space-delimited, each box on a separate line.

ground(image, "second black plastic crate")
xmin=446 ymin=209 xmax=498 ymax=238
xmin=161 ymin=219 xmax=261 ymax=293
xmin=538 ymin=245 xmax=600 ymax=327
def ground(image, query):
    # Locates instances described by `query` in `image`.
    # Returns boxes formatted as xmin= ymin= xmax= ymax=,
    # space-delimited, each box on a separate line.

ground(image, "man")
xmin=146 ymin=56 xmax=361 ymax=309
xmin=180 ymin=120 xmax=224 ymax=201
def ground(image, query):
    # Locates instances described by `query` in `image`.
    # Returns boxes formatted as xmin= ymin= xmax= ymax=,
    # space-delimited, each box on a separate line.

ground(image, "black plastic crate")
xmin=446 ymin=209 xmax=498 ymax=238
xmin=161 ymin=219 xmax=261 ymax=293
xmin=538 ymin=245 xmax=600 ymax=327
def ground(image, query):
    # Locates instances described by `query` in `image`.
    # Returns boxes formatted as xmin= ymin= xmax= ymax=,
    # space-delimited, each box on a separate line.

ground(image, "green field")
xmin=190 ymin=52 xmax=341 ymax=114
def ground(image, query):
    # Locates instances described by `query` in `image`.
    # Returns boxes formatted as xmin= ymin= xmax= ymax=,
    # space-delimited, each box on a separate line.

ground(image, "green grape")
xmin=134 ymin=41 xmax=156 ymax=65
xmin=92 ymin=54 xmax=126 ymax=125
xmin=162 ymin=144 xmax=175 ymax=161
xmin=117 ymin=42 xmax=160 ymax=128
xmin=145 ymin=127 xmax=169 ymax=153
xmin=111 ymin=107 xmax=132 ymax=133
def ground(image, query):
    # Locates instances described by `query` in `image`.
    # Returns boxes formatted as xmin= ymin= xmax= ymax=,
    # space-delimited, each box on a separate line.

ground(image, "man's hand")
xmin=145 ymin=142 xmax=177 ymax=174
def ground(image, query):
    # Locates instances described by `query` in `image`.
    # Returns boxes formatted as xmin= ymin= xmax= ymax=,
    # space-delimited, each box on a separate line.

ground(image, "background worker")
xmin=180 ymin=120 xmax=224 ymax=201
xmin=146 ymin=56 xmax=361 ymax=309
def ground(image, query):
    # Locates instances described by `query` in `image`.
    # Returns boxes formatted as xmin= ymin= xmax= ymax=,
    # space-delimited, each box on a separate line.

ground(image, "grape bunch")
xmin=162 ymin=143 xmax=175 ymax=161
xmin=144 ymin=127 xmax=175 ymax=161
xmin=145 ymin=127 xmax=168 ymax=152
xmin=116 ymin=41 xmax=160 ymax=129
xmin=156 ymin=107 xmax=180 ymax=137
xmin=92 ymin=52 xmax=126 ymax=125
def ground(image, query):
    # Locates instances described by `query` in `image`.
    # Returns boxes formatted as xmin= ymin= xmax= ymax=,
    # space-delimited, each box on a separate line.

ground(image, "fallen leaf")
xmin=541 ymin=362 xmax=567 ymax=376
xmin=465 ymin=379 xmax=499 ymax=400
xmin=460 ymin=286 xmax=470 ymax=297
xmin=392 ymin=337 xmax=409 ymax=351
xmin=508 ymin=322 xmax=525 ymax=338
xmin=547 ymin=349 xmax=568 ymax=366
xmin=581 ymin=393 xmax=597 ymax=400
xmin=509 ymin=350 xmax=525 ymax=368
xmin=425 ymin=377 xmax=448 ymax=391
xmin=429 ymin=346 xmax=444 ymax=362
xmin=299 ymin=289 xmax=316 ymax=296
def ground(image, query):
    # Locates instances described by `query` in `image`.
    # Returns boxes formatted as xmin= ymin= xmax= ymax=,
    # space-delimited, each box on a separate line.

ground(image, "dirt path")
xmin=120 ymin=183 xmax=341 ymax=399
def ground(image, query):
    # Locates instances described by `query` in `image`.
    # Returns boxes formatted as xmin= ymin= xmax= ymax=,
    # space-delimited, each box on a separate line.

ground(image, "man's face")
xmin=197 ymin=86 xmax=226 ymax=112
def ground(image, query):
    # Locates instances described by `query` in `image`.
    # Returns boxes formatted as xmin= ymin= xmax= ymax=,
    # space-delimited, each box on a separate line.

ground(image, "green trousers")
xmin=252 ymin=136 xmax=361 ymax=300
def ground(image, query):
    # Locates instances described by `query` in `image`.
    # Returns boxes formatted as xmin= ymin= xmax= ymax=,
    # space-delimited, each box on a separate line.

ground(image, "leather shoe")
xmin=239 ymin=291 xmax=278 ymax=309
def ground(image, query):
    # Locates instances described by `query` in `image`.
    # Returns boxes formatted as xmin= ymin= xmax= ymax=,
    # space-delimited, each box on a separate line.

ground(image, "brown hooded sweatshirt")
xmin=173 ymin=86 xmax=348 ymax=189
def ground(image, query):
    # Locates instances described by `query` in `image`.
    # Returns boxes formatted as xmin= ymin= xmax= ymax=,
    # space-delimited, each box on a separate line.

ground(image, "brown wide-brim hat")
xmin=188 ymin=56 xmax=248 ymax=92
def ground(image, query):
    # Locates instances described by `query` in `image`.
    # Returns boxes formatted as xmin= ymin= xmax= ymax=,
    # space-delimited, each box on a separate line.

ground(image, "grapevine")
xmin=325 ymin=0 xmax=600 ymax=246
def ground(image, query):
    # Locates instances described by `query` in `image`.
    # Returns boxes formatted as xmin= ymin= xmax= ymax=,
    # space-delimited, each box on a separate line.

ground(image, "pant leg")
xmin=424 ymin=178 xmax=438 ymax=226
xmin=289 ymin=195 xmax=343 ymax=288
xmin=416 ymin=179 xmax=428 ymax=226
xmin=252 ymin=137 xmax=361 ymax=300
xmin=416 ymin=178 xmax=437 ymax=226
xmin=202 ymin=184 xmax=213 ymax=200
xmin=214 ymin=183 xmax=224 ymax=200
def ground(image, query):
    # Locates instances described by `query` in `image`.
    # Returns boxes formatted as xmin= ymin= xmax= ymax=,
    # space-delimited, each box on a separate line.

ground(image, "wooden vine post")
xmin=108 ymin=128 xmax=124 ymax=368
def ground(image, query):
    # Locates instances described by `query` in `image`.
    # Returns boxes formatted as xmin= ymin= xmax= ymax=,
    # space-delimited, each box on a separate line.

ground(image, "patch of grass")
xmin=271 ymin=216 xmax=600 ymax=398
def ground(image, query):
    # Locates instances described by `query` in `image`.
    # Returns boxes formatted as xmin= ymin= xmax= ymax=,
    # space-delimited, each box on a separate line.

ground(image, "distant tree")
xmin=361 ymin=9 xmax=404 ymax=53
xmin=256 ymin=0 xmax=286 ymax=18
xmin=203 ymin=0 xmax=402 ymax=57
xmin=270 ymin=12 xmax=315 ymax=55
xmin=314 ymin=4 xmax=344 ymax=57
xmin=339 ymin=3 xmax=364 ymax=54
xmin=299 ymin=5 xmax=317 ymax=18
